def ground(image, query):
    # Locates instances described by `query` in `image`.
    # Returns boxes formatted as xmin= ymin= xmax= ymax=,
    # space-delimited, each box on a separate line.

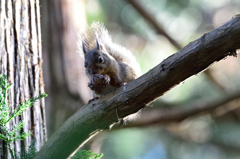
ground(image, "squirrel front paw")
xmin=88 ymin=74 xmax=110 ymax=92
xmin=101 ymin=75 xmax=110 ymax=88
xmin=88 ymin=82 xmax=96 ymax=91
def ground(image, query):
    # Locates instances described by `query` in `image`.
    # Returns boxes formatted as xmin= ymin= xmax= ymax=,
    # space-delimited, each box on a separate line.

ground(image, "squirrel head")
xmin=83 ymin=39 xmax=111 ymax=76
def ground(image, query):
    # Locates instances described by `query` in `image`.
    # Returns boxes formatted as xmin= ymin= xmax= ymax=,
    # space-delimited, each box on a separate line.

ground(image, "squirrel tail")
xmin=78 ymin=22 xmax=142 ymax=77
xmin=78 ymin=22 xmax=112 ymax=54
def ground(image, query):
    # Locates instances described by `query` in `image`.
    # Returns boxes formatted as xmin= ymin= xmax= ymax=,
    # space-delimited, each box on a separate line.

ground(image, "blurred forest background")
xmin=40 ymin=0 xmax=240 ymax=158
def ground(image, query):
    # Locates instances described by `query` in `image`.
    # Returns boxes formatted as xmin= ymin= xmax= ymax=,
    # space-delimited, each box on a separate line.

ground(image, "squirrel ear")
xmin=82 ymin=40 xmax=88 ymax=54
xmin=96 ymin=39 xmax=100 ymax=50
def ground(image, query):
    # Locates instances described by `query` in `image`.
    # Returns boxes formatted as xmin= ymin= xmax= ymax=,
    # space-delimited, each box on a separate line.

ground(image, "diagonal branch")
xmin=34 ymin=15 xmax=240 ymax=159
xmin=126 ymin=0 xmax=182 ymax=50
xmin=126 ymin=0 xmax=228 ymax=92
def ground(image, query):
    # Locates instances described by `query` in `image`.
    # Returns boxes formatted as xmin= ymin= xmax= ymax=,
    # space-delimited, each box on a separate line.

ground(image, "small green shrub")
xmin=0 ymin=74 xmax=47 ymax=159
xmin=0 ymin=74 xmax=103 ymax=159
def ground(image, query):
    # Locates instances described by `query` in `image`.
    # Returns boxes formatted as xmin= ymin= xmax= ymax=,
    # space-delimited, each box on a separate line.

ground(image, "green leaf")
xmin=7 ymin=92 xmax=47 ymax=123
xmin=71 ymin=150 xmax=103 ymax=159
xmin=0 ymin=133 xmax=8 ymax=141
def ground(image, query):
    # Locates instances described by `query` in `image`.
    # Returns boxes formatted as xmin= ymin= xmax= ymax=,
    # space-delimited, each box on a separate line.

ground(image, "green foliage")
xmin=0 ymin=75 xmax=102 ymax=159
xmin=0 ymin=74 xmax=47 ymax=159
xmin=71 ymin=150 xmax=103 ymax=159
xmin=17 ymin=140 xmax=37 ymax=159
xmin=0 ymin=75 xmax=12 ymax=125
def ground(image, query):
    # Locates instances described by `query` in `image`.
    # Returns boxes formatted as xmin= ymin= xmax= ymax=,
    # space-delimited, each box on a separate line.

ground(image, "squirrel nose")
xmin=92 ymin=71 xmax=97 ymax=74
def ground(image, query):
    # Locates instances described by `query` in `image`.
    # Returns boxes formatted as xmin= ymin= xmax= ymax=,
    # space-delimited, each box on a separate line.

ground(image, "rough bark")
xmin=0 ymin=0 xmax=46 ymax=158
xmin=34 ymin=15 xmax=240 ymax=159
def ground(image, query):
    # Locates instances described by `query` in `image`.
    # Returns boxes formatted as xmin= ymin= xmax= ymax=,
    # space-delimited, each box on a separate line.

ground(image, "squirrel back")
xmin=79 ymin=22 xmax=141 ymax=95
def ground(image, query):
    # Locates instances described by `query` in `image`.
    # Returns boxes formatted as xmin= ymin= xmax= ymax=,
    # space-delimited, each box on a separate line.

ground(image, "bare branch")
xmin=34 ymin=15 xmax=240 ymax=159
xmin=126 ymin=0 xmax=182 ymax=50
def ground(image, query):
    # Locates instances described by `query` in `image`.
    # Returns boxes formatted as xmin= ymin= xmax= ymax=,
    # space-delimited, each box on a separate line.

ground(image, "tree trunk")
xmin=0 ymin=0 xmax=46 ymax=158
xmin=40 ymin=0 xmax=90 ymax=137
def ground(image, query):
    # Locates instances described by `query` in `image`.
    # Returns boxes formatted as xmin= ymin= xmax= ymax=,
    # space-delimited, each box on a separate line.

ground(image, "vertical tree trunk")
xmin=0 ymin=0 xmax=46 ymax=158
xmin=40 ymin=0 xmax=90 ymax=137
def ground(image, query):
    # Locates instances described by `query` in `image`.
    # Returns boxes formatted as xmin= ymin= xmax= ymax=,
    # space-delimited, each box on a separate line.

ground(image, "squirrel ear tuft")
xmin=82 ymin=40 xmax=88 ymax=54
xmin=96 ymin=39 xmax=100 ymax=50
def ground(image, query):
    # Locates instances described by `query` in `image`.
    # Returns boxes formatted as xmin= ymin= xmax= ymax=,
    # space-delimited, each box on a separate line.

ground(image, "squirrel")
xmin=79 ymin=22 xmax=141 ymax=100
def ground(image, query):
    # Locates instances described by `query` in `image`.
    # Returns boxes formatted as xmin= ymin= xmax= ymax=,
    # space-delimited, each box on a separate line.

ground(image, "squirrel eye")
xmin=98 ymin=57 xmax=104 ymax=63
xmin=84 ymin=63 xmax=87 ymax=68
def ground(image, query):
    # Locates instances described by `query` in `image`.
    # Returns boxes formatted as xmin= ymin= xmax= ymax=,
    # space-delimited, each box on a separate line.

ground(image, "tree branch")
xmin=122 ymin=90 xmax=240 ymax=128
xmin=34 ymin=15 xmax=240 ymax=159
xmin=126 ymin=0 xmax=228 ymax=92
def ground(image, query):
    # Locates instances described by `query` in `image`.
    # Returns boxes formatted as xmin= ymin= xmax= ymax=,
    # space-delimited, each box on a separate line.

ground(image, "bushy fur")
xmin=78 ymin=22 xmax=141 ymax=96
